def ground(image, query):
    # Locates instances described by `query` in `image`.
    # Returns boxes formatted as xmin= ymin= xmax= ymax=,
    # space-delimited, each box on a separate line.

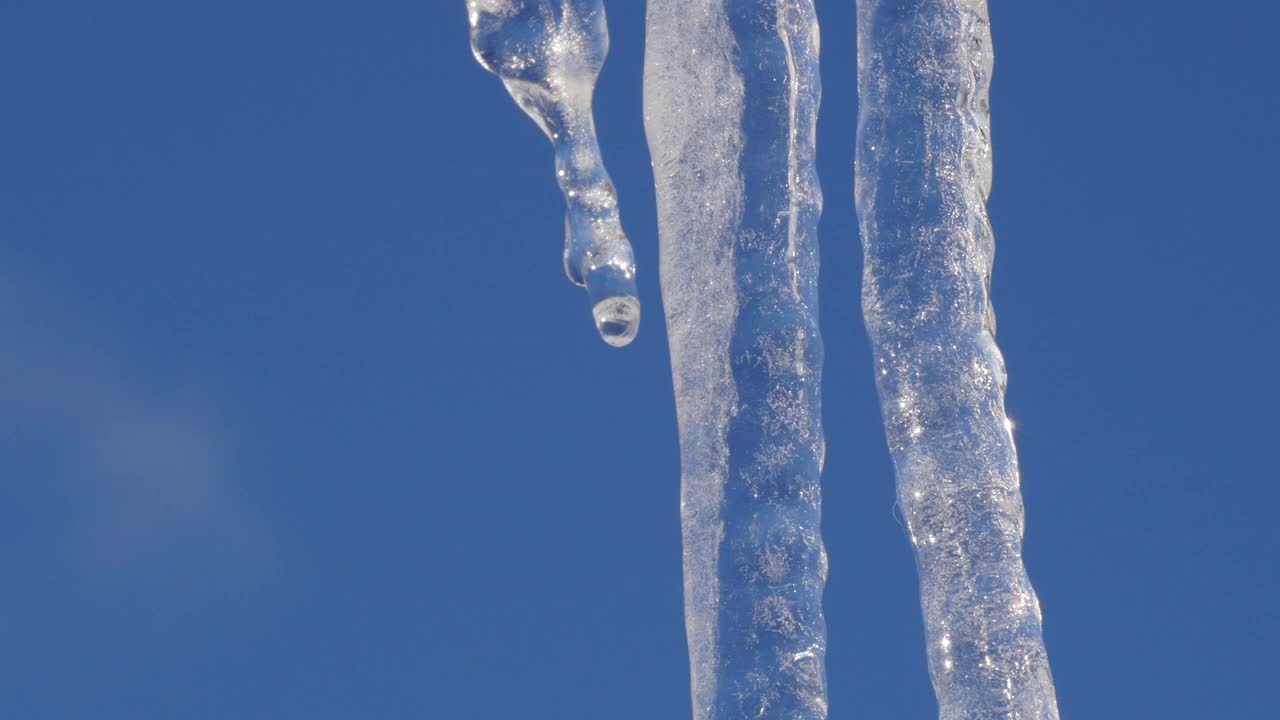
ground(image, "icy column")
xmin=855 ymin=2 xmax=1060 ymax=717
xmin=644 ymin=2 xmax=827 ymax=718
xmin=468 ymin=0 xmax=639 ymax=346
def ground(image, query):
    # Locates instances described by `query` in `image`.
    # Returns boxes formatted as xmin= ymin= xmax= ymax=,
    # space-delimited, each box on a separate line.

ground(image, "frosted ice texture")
xmin=644 ymin=2 xmax=827 ymax=718
xmin=855 ymin=2 xmax=1060 ymax=717
xmin=468 ymin=0 xmax=639 ymax=346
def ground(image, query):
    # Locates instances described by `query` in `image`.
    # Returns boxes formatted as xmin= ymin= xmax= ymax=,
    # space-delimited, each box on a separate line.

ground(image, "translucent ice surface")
xmin=855 ymin=2 xmax=1060 ymax=717
xmin=468 ymin=0 xmax=639 ymax=346
xmin=645 ymin=2 xmax=827 ymax=718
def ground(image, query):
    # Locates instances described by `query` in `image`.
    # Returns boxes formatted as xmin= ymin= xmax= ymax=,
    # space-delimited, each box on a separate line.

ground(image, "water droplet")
xmin=593 ymin=295 xmax=640 ymax=347
xmin=585 ymin=264 xmax=640 ymax=348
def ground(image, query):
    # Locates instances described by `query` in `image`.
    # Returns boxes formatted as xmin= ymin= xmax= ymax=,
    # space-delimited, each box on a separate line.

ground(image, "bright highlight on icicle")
xmin=468 ymin=0 xmax=639 ymax=347
xmin=645 ymin=2 xmax=828 ymax=718
xmin=855 ymin=2 xmax=1060 ymax=717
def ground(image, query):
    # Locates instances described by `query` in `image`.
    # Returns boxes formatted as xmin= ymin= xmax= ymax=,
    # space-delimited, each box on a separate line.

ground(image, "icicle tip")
xmin=584 ymin=264 xmax=640 ymax=347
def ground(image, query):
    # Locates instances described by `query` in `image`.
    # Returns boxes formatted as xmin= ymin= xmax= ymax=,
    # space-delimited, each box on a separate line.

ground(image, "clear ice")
xmin=468 ymin=0 xmax=640 ymax=347
xmin=855 ymin=2 xmax=1060 ymax=717
xmin=644 ymin=2 xmax=828 ymax=718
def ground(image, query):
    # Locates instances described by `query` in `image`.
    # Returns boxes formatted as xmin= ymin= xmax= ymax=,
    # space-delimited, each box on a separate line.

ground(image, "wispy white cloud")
xmin=0 ymin=267 xmax=274 ymax=615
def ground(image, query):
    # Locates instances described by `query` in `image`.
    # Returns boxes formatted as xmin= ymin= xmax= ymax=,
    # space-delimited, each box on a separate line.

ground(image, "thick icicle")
xmin=644 ymin=2 xmax=827 ymax=718
xmin=855 ymin=2 xmax=1060 ymax=717
xmin=468 ymin=0 xmax=639 ymax=346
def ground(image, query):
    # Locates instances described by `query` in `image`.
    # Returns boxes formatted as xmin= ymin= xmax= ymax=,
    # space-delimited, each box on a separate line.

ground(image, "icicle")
xmin=644 ymin=2 xmax=828 ymax=718
xmin=855 ymin=2 xmax=1060 ymax=717
xmin=468 ymin=0 xmax=639 ymax=346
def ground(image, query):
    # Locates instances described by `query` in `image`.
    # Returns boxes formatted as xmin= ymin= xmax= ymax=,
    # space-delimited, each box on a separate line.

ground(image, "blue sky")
xmin=1 ymin=1 xmax=1276 ymax=717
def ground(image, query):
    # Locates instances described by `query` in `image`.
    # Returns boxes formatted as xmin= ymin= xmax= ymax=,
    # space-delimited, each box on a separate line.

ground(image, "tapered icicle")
xmin=855 ymin=2 xmax=1060 ymax=717
xmin=644 ymin=2 xmax=828 ymax=718
xmin=468 ymin=0 xmax=639 ymax=346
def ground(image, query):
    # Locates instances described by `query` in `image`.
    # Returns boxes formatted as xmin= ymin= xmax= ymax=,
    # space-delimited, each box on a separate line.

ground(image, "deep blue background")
xmin=1 ymin=1 xmax=1276 ymax=717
